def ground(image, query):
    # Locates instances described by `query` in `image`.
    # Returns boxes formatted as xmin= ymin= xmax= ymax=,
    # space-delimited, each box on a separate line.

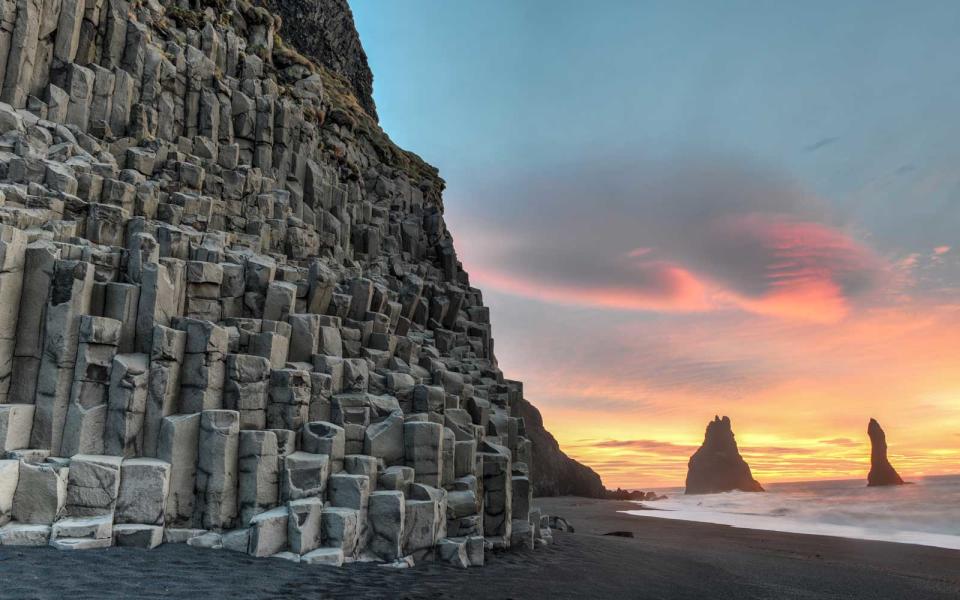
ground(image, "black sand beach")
xmin=1 ymin=497 xmax=958 ymax=600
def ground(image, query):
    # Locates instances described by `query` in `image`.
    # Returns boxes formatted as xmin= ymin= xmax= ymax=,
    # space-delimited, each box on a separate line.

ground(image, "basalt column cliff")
xmin=0 ymin=0 xmax=590 ymax=565
xmin=264 ymin=0 xmax=605 ymax=500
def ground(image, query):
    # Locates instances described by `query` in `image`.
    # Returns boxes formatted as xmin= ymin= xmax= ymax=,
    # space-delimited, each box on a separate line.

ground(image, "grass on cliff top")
xmin=166 ymin=1 xmax=444 ymax=200
xmin=313 ymin=64 xmax=443 ymax=191
xmin=267 ymin=25 xmax=444 ymax=197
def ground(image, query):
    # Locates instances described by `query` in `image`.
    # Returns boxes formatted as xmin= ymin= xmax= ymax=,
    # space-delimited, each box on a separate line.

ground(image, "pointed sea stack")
xmin=867 ymin=418 xmax=905 ymax=486
xmin=685 ymin=416 xmax=764 ymax=495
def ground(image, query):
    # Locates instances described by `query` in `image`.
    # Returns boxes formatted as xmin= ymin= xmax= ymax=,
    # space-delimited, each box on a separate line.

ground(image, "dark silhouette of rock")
xmin=603 ymin=531 xmax=635 ymax=538
xmin=867 ymin=418 xmax=905 ymax=486
xmin=685 ymin=416 xmax=764 ymax=495
xmin=514 ymin=395 xmax=606 ymax=498
xmin=604 ymin=488 xmax=667 ymax=501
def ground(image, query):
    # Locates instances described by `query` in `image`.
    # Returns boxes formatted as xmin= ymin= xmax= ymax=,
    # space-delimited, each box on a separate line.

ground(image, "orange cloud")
xmin=447 ymin=171 xmax=958 ymax=490
xmin=709 ymin=213 xmax=885 ymax=322
xmin=486 ymin=295 xmax=960 ymax=489
xmin=468 ymin=213 xmax=885 ymax=323
xmin=468 ymin=261 xmax=713 ymax=312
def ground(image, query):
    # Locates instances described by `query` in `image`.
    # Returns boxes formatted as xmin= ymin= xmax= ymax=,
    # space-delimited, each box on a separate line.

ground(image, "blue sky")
xmin=352 ymin=1 xmax=960 ymax=487
xmin=355 ymin=1 xmax=960 ymax=205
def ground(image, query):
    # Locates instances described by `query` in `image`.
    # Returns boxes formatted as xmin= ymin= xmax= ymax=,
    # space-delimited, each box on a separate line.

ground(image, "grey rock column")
xmin=104 ymin=353 xmax=150 ymax=457
xmin=404 ymin=421 xmax=443 ymax=487
xmin=0 ymin=225 xmax=25 ymax=403
xmin=481 ymin=445 xmax=512 ymax=541
xmin=142 ymin=325 xmax=186 ymax=458
xmin=194 ymin=409 xmax=239 ymax=530
xmin=266 ymin=368 xmax=310 ymax=431
xmin=1 ymin=0 xmax=41 ymax=108
xmin=224 ymin=353 xmax=270 ymax=430
xmin=64 ymin=454 xmax=123 ymax=517
xmin=31 ymin=259 xmax=94 ymax=453
xmin=368 ymin=490 xmax=404 ymax=561
xmin=115 ymin=458 xmax=170 ymax=526
xmin=158 ymin=413 xmax=200 ymax=527
xmin=177 ymin=318 xmax=227 ymax=413
xmin=12 ymin=461 xmax=68 ymax=524
xmin=60 ymin=316 xmax=121 ymax=456
xmin=135 ymin=262 xmax=180 ymax=354
xmin=102 ymin=282 xmax=139 ymax=354
xmin=237 ymin=429 xmax=278 ymax=526
xmin=11 ymin=241 xmax=58 ymax=404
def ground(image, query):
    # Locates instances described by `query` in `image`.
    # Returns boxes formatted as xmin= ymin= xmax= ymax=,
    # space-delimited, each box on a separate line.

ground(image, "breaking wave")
xmin=622 ymin=475 xmax=960 ymax=550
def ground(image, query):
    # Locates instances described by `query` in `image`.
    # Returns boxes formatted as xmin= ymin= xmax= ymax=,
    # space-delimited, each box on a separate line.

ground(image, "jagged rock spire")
xmin=867 ymin=418 xmax=905 ymax=486
xmin=685 ymin=415 xmax=764 ymax=495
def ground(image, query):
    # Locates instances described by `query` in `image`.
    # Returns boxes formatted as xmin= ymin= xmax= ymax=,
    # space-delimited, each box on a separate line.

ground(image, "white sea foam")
xmin=622 ymin=475 xmax=960 ymax=550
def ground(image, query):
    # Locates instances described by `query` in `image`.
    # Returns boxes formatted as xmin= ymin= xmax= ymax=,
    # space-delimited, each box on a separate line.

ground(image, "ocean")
xmin=623 ymin=475 xmax=960 ymax=550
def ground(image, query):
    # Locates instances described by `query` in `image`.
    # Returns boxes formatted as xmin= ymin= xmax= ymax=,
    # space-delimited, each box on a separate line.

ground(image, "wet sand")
xmin=1 ymin=496 xmax=958 ymax=599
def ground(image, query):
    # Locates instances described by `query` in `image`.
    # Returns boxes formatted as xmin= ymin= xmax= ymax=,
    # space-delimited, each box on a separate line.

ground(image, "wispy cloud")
xmin=804 ymin=136 xmax=840 ymax=152
xmin=457 ymin=158 xmax=888 ymax=323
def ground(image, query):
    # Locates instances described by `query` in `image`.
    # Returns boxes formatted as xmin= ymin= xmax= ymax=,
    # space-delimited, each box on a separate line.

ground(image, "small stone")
xmin=113 ymin=524 xmax=164 ymax=549
xmin=301 ymin=547 xmax=344 ymax=567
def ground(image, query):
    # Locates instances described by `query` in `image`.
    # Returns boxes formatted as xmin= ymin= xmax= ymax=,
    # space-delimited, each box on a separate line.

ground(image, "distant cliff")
xmin=514 ymin=396 xmax=606 ymax=497
xmin=685 ymin=416 xmax=764 ymax=495
xmin=867 ymin=419 xmax=905 ymax=486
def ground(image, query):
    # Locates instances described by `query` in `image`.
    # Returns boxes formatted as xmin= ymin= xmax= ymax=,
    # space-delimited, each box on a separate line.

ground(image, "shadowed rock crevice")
xmin=685 ymin=416 xmax=764 ymax=495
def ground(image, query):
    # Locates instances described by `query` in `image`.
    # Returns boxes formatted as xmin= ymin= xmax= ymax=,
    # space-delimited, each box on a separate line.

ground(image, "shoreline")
xmin=540 ymin=496 xmax=960 ymax=550
xmin=1 ymin=497 xmax=958 ymax=599
xmin=619 ymin=502 xmax=960 ymax=551
xmin=613 ymin=476 xmax=960 ymax=552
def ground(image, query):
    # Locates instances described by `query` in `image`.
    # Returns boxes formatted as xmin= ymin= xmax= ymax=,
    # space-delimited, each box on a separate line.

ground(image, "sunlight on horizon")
xmin=353 ymin=0 xmax=960 ymax=492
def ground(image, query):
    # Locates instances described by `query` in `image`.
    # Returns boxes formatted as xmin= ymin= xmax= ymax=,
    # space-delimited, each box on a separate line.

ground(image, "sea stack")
xmin=867 ymin=418 xmax=905 ymax=486
xmin=685 ymin=416 xmax=764 ymax=495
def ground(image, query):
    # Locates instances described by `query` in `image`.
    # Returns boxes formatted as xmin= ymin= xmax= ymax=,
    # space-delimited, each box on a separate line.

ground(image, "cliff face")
xmin=513 ymin=395 xmax=605 ymax=497
xmin=0 ymin=0 xmax=602 ymax=565
xmin=685 ymin=416 xmax=764 ymax=495
xmin=264 ymin=0 xmax=378 ymax=121
xmin=265 ymin=1 xmax=604 ymax=498
xmin=867 ymin=418 xmax=905 ymax=486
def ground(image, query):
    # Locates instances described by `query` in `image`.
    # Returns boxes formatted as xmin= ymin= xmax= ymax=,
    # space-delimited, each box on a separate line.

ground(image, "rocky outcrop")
xmin=263 ymin=0 xmax=377 ymax=121
xmin=513 ymin=395 xmax=604 ymax=498
xmin=867 ymin=418 xmax=904 ymax=487
xmin=0 ymin=0 xmax=569 ymax=564
xmin=685 ymin=416 xmax=763 ymax=495
xmin=603 ymin=489 xmax=666 ymax=501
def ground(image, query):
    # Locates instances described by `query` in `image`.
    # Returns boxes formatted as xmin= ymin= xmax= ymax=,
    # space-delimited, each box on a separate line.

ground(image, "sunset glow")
xmin=455 ymin=211 xmax=960 ymax=488
xmin=356 ymin=0 xmax=960 ymax=492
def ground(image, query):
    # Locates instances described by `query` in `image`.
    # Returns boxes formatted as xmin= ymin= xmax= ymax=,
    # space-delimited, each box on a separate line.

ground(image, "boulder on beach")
xmin=867 ymin=418 xmax=905 ymax=487
xmin=685 ymin=416 xmax=764 ymax=495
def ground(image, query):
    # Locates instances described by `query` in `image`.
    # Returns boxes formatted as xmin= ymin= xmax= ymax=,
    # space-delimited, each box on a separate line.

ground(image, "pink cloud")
xmin=626 ymin=247 xmax=653 ymax=258
xmin=468 ymin=261 xmax=712 ymax=312
xmin=708 ymin=213 xmax=886 ymax=322
xmin=467 ymin=213 xmax=885 ymax=323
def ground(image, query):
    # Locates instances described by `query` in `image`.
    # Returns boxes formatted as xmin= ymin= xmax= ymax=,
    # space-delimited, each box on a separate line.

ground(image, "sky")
xmin=352 ymin=0 xmax=960 ymax=488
